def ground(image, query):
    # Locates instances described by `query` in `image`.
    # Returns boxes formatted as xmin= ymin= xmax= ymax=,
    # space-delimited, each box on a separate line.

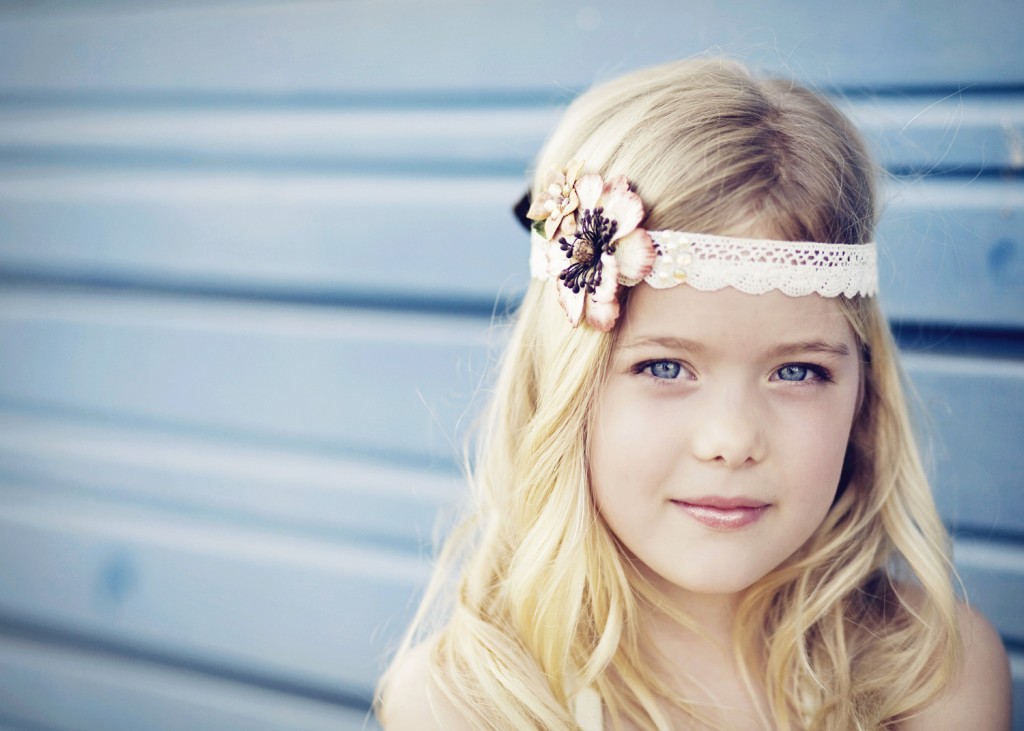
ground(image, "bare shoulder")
xmin=376 ymin=640 xmax=476 ymax=731
xmin=902 ymin=602 xmax=1011 ymax=730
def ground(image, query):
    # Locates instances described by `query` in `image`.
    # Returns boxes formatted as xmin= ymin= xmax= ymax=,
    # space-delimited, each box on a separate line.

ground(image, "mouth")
xmin=671 ymin=497 xmax=770 ymax=529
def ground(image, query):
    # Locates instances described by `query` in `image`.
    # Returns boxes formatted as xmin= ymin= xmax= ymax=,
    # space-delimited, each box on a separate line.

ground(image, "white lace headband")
xmin=643 ymin=231 xmax=877 ymax=297
xmin=524 ymin=161 xmax=877 ymax=331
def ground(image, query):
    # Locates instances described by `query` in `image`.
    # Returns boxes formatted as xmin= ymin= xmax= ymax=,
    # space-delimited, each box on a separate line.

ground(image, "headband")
xmin=522 ymin=161 xmax=877 ymax=331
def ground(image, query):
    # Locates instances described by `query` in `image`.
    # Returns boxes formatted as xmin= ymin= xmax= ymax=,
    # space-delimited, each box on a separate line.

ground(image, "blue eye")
xmin=645 ymin=361 xmax=682 ymax=379
xmin=777 ymin=365 xmax=810 ymax=381
xmin=776 ymin=364 xmax=833 ymax=383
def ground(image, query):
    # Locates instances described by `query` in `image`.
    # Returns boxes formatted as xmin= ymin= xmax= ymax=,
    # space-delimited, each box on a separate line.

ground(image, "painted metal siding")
xmin=0 ymin=1 xmax=1021 ymax=728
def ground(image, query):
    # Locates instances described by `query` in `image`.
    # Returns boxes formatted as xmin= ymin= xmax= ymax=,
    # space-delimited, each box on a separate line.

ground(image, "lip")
xmin=671 ymin=496 xmax=770 ymax=529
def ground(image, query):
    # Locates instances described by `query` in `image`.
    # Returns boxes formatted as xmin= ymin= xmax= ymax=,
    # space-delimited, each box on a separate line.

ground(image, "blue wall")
xmin=0 ymin=2 xmax=1021 ymax=729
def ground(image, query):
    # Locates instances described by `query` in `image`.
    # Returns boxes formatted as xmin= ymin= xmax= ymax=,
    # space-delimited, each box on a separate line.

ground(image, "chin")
xmin=647 ymin=565 xmax=771 ymax=600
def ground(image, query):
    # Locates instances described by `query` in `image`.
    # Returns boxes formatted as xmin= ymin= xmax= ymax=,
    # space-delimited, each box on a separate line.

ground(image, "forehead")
xmin=616 ymin=283 xmax=856 ymax=351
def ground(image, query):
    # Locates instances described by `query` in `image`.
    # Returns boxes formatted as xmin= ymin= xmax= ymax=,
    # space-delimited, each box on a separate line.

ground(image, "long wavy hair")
xmin=377 ymin=57 xmax=960 ymax=730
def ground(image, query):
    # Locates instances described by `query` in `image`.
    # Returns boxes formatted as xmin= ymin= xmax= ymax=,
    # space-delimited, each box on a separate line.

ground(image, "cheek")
xmin=781 ymin=394 xmax=859 ymax=500
xmin=589 ymin=387 xmax=677 ymax=506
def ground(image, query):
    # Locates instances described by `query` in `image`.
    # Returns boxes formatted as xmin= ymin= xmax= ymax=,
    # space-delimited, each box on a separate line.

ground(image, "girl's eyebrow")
xmin=616 ymin=335 xmax=707 ymax=353
xmin=616 ymin=335 xmax=850 ymax=359
xmin=766 ymin=339 xmax=851 ymax=359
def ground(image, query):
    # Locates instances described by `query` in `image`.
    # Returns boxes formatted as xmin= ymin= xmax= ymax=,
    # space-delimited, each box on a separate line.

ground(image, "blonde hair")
xmin=378 ymin=57 xmax=960 ymax=730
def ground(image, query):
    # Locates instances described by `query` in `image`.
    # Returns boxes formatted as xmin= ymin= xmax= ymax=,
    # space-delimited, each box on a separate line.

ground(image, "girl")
xmin=376 ymin=57 xmax=1010 ymax=730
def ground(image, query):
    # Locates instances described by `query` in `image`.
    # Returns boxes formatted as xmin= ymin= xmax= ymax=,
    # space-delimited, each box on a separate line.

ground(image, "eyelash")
xmin=772 ymin=363 xmax=834 ymax=384
xmin=631 ymin=359 xmax=691 ymax=381
xmin=631 ymin=359 xmax=834 ymax=384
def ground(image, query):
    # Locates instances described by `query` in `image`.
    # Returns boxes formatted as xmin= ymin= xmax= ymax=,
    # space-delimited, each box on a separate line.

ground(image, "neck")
xmin=644 ymin=588 xmax=740 ymax=654
xmin=638 ymin=589 xmax=772 ymax=728
xmin=636 ymin=563 xmax=742 ymax=646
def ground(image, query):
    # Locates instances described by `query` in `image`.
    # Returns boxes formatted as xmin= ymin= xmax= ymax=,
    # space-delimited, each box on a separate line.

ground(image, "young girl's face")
xmin=590 ymin=283 xmax=862 ymax=601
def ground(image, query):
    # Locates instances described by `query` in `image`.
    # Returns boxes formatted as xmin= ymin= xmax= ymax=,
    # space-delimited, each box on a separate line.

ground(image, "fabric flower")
xmin=545 ymin=173 xmax=656 ymax=331
xmin=526 ymin=159 xmax=584 ymax=241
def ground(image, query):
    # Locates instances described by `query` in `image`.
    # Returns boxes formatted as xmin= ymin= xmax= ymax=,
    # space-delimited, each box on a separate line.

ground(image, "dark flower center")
xmin=557 ymin=207 xmax=618 ymax=294
xmin=574 ymin=239 xmax=596 ymax=264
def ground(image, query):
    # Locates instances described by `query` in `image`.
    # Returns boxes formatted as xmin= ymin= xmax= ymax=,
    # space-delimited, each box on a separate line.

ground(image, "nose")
xmin=690 ymin=386 xmax=767 ymax=467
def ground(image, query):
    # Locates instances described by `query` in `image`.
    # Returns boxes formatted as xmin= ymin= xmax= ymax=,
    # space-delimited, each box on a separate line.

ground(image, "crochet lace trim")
xmin=644 ymin=231 xmax=877 ymax=297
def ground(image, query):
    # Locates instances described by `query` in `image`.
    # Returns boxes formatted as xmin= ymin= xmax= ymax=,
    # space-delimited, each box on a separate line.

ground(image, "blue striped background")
xmin=0 ymin=2 xmax=1021 ymax=728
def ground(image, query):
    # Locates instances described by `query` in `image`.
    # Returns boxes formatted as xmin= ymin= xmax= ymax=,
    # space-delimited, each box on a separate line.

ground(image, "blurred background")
xmin=0 ymin=1 xmax=1021 ymax=729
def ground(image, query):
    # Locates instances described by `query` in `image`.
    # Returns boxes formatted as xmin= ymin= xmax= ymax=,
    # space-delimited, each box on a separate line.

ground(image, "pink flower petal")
xmin=565 ymin=159 xmax=584 ymax=183
xmin=604 ymin=175 xmax=631 ymax=198
xmin=546 ymin=238 xmax=572 ymax=279
xmin=613 ymin=228 xmax=656 ymax=284
xmin=591 ymin=252 xmax=620 ymax=303
xmin=599 ymin=178 xmax=644 ymax=239
xmin=526 ymin=197 xmax=550 ymax=221
xmin=564 ymin=189 xmax=580 ymax=216
xmin=586 ymin=297 xmax=620 ymax=332
xmin=575 ymin=174 xmax=604 ymax=211
xmin=556 ymin=280 xmax=585 ymax=327
xmin=543 ymin=213 xmax=564 ymax=241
